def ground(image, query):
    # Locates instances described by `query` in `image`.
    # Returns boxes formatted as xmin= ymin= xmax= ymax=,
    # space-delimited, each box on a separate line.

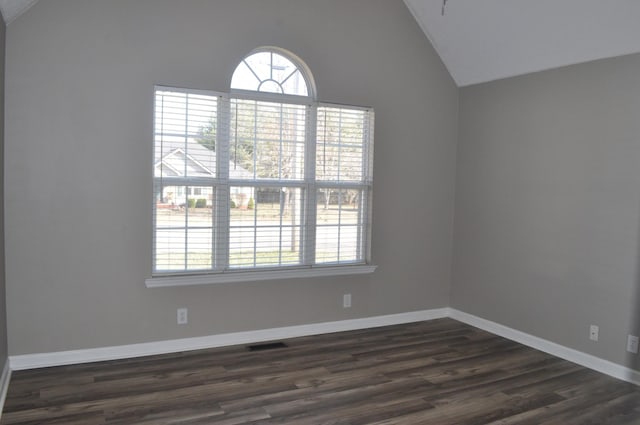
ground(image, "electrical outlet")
xmin=343 ymin=294 xmax=352 ymax=308
xmin=177 ymin=308 xmax=188 ymax=325
xmin=627 ymin=335 xmax=639 ymax=354
xmin=589 ymin=325 xmax=599 ymax=342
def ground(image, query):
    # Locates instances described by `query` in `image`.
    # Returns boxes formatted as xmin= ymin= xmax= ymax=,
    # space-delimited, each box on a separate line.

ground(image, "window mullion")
xmin=216 ymin=96 xmax=231 ymax=271
xmin=363 ymin=111 xmax=374 ymax=263
xmin=358 ymin=188 xmax=367 ymax=262
xmin=152 ymin=93 xmax=164 ymax=274
xmin=279 ymin=103 xmax=283 ymax=180
xmin=183 ymin=96 xmax=190 ymax=270
xmin=363 ymin=111 xmax=375 ymax=184
xmin=304 ymin=103 xmax=317 ymax=266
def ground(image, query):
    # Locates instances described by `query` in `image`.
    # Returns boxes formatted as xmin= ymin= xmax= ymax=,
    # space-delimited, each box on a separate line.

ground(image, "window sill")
xmin=145 ymin=264 xmax=378 ymax=288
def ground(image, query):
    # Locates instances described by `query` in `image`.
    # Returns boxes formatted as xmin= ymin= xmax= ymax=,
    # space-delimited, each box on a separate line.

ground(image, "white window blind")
xmin=316 ymin=106 xmax=374 ymax=264
xmin=228 ymin=98 xmax=309 ymax=269
xmin=152 ymin=48 xmax=374 ymax=279
xmin=154 ymin=89 xmax=227 ymax=273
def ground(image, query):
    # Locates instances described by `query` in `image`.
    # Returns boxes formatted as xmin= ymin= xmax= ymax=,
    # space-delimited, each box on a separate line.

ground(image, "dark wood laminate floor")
xmin=2 ymin=319 xmax=639 ymax=424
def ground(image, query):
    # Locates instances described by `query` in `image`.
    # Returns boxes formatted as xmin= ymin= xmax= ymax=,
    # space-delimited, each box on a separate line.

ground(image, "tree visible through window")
xmin=153 ymin=47 xmax=374 ymax=276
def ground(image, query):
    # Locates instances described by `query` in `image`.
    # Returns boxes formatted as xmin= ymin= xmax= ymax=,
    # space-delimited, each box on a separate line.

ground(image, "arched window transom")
xmin=231 ymin=49 xmax=310 ymax=97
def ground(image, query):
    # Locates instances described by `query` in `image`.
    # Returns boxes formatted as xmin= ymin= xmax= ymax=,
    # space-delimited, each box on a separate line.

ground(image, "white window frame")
xmin=147 ymin=49 xmax=375 ymax=288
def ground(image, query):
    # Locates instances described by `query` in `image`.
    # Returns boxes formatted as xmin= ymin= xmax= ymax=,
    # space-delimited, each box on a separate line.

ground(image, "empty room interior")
xmin=0 ymin=0 xmax=638 ymax=423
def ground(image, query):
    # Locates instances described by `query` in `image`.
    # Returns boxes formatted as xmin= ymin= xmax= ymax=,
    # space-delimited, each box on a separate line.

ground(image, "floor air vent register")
xmin=246 ymin=341 xmax=288 ymax=352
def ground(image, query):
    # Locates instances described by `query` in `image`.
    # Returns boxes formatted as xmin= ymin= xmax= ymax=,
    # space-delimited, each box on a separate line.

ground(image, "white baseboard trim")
xmin=448 ymin=308 xmax=640 ymax=387
xmin=8 ymin=307 xmax=639 ymax=388
xmin=0 ymin=358 xmax=11 ymax=421
xmin=9 ymin=308 xmax=449 ymax=371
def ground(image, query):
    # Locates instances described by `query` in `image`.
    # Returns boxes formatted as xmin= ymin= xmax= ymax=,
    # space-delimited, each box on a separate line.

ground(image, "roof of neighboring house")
xmin=154 ymin=139 xmax=253 ymax=179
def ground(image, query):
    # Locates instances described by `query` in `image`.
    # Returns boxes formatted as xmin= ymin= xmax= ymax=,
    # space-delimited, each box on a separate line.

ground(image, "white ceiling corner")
xmin=0 ymin=0 xmax=39 ymax=24
xmin=405 ymin=0 xmax=640 ymax=87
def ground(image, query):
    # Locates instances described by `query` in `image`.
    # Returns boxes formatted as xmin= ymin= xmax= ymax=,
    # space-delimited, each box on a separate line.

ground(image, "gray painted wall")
xmin=453 ymin=54 xmax=640 ymax=369
xmin=0 ymin=12 xmax=7 ymax=368
xmin=4 ymin=0 xmax=458 ymax=355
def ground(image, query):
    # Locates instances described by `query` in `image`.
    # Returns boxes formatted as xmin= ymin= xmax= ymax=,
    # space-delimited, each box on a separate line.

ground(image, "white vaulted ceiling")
xmin=405 ymin=0 xmax=640 ymax=86
xmin=3 ymin=0 xmax=640 ymax=87
xmin=0 ymin=0 xmax=37 ymax=24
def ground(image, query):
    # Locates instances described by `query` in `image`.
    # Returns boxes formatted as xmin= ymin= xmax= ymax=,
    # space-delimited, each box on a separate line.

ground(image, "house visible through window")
xmin=153 ymin=47 xmax=374 ymax=279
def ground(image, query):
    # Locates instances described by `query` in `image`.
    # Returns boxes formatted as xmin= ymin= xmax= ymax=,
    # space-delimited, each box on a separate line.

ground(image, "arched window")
xmin=150 ymin=47 xmax=375 ymax=286
xmin=231 ymin=48 xmax=314 ymax=98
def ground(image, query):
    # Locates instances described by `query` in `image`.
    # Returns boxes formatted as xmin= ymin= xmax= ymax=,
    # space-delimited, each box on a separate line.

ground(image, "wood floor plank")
xmin=2 ymin=319 xmax=639 ymax=424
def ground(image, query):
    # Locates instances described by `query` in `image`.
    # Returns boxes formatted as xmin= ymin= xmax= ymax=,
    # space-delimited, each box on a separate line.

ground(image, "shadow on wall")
xmin=631 ymin=287 xmax=640 ymax=372
xmin=628 ymin=211 xmax=640 ymax=373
